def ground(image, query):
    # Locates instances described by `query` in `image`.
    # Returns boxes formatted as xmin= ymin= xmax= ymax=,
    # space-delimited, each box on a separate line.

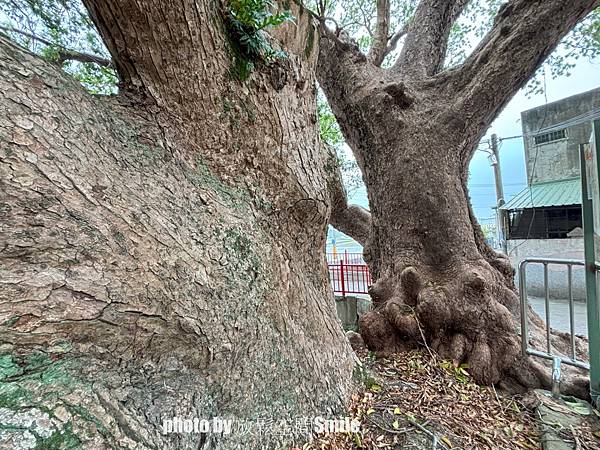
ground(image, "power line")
xmin=469 ymin=182 xmax=526 ymax=187
xmin=496 ymin=108 xmax=600 ymax=143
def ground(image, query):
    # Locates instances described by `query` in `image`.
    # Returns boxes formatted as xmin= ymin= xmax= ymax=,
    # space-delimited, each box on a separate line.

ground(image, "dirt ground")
xmin=301 ymin=348 xmax=600 ymax=450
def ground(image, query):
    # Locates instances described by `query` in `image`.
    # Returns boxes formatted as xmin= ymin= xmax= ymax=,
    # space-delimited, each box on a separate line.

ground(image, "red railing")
xmin=326 ymin=251 xmax=366 ymax=265
xmin=327 ymin=252 xmax=372 ymax=296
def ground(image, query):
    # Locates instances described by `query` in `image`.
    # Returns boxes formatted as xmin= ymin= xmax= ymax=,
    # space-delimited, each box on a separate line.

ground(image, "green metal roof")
xmin=500 ymin=178 xmax=581 ymax=210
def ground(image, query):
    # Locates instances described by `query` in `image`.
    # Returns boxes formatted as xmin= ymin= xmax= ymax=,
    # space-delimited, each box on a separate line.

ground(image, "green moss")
xmin=138 ymin=142 xmax=166 ymax=165
xmin=0 ymin=354 xmax=23 ymax=381
xmin=2 ymin=316 xmax=19 ymax=327
xmin=25 ymin=353 xmax=53 ymax=372
xmin=111 ymin=227 xmax=126 ymax=243
xmin=185 ymin=158 xmax=247 ymax=210
xmin=34 ymin=423 xmax=81 ymax=450
xmin=64 ymin=403 xmax=108 ymax=435
xmin=224 ymin=228 xmax=254 ymax=260
xmin=0 ymin=352 xmax=79 ymax=389
xmin=0 ymin=383 xmax=31 ymax=409
xmin=0 ymin=352 xmax=109 ymax=448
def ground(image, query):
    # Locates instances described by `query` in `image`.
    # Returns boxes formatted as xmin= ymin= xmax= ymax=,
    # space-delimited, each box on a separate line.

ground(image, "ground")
xmin=302 ymin=348 xmax=600 ymax=450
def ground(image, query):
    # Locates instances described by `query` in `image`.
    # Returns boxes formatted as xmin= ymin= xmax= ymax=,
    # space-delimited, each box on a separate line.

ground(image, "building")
xmin=501 ymin=87 xmax=600 ymax=298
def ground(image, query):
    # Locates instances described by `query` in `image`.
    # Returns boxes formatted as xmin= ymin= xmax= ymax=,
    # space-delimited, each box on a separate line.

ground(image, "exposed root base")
xmin=360 ymin=260 xmax=522 ymax=385
xmin=361 ymin=259 xmax=592 ymax=398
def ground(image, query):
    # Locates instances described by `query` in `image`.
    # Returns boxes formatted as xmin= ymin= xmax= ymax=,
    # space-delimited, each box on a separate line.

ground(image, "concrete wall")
xmin=334 ymin=295 xmax=372 ymax=330
xmin=507 ymin=238 xmax=586 ymax=300
xmin=521 ymin=87 xmax=600 ymax=184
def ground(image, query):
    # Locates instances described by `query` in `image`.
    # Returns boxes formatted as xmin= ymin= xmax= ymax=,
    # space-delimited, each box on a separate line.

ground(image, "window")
xmin=507 ymin=206 xmax=581 ymax=240
xmin=534 ymin=129 xmax=567 ymax=145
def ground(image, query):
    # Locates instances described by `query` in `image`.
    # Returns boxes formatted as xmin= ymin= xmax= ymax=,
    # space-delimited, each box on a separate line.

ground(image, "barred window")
xmin=534 ymin=129 xmax=567 ymax=145
xmin=507 ymin=206 xmax=581 ymax=240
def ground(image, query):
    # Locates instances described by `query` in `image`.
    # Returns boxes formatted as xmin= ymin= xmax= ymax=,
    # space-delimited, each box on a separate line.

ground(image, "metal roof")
xmin=500 ymin=178 xmax=581 ymax=210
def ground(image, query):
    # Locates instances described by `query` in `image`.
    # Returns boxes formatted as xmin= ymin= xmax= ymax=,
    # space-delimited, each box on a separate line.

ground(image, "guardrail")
xmin=328 ymin=260 xmax=372 ymax=296
xmin=326 ymin=251 xmax=366 ymax=265
xmin=518 ymin=258 xmax=589 ymax=370
xmin=518 ymin=257 xmax=598 ymax=397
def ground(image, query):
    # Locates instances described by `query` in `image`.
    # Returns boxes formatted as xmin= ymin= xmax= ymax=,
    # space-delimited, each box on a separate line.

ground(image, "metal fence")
xmin=519 ymin=258 xmax=589 ymax=370
xmin=518 ymin=257 xmax=596 ymax=397
xmin=327 ymin=255 xmax=371 ymax=296
xmin=326 ymin=251 xmax=366 ymax=265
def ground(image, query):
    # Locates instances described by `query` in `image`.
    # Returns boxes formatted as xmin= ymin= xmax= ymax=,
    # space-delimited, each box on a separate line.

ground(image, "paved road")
xmin=528 ymin=296 xmax=588 ymax=336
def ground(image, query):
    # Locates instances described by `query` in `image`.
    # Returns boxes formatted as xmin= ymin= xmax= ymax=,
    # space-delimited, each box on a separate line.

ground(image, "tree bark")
xmin=316 ymin=0 xmax=600 ymax=394
xmin=0 ymin=2 xmax=355 ymax=448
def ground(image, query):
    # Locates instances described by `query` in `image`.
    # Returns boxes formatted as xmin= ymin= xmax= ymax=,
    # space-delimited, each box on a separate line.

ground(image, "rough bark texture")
xmin=317 ymin=0 xmax=600 ymax=395
xmin=0 ymin=2 xmax=355 ymax=449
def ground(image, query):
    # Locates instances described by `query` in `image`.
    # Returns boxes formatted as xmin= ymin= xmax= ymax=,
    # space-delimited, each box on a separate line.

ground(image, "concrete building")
xmin=502 ymin=87 xmax=600 ymax=299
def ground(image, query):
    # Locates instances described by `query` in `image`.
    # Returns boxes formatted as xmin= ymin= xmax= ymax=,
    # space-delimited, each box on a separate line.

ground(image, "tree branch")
xmin=0 ymin=25 xmax=113 ymax=68
xmin=450 ymin=0 xmax=600 ymax=160
xmin=327 ymin=147 xmax=371 ymax=247
xmin=368 ymin=0 xmax=391 ymax=66
xmin=380 ymin=22 xmax=410 ymax=64
xmin=316 ymin=25 xmax=377 ymax=170
xmin=393 ymin=0 xmax=469 ymax=76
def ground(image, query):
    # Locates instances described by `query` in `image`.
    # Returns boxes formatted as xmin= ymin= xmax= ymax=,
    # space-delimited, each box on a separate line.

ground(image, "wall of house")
xmin=507 ymin=238 xmax=586 ymax=300
xmin=521 ymin=87 xmax=600 ymax=184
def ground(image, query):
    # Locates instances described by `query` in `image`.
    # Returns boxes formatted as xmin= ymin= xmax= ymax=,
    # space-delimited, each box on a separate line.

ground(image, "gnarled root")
xmin=360 ymin=261 xmax=521 ymax=384
xmin=361 ymin=260 xmax=592 ymax=397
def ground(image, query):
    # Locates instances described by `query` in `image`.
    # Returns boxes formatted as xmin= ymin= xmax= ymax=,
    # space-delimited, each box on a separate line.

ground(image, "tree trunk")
xmin=0 ymin=3 xmax=355 ymax=448
xmin=316 ymin=0 xmax=598 ymax=395
xmin=337 ymin=84 xmax=523 ymax=386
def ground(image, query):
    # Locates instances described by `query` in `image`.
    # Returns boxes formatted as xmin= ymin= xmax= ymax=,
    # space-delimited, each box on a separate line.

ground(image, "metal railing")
xmin=519 ymin=257 xmax=589 ymax=371
xmin=518 ymin=257 xmax=598 ymax=397
xmin=326 ymin=251 xmax=366 ymax=265
xmin=328 ymin=260 xmax=372 ymax=296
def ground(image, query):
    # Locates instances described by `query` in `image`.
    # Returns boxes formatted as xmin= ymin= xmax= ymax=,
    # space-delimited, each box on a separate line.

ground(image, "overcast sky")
xmin=469 ymin=58 xmax=600 ymax=224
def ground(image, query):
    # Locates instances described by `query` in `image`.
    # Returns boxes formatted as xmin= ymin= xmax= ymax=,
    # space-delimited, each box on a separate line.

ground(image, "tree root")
xmin=362 ymin=261 xmax=519 ymax=384
xmin=361 ymin=260 xmax=592 ymax=397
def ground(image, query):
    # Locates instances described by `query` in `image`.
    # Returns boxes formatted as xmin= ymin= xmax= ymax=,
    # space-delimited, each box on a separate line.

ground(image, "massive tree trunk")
xmin=317 ymin=0 xmax=599 ymax=394
xmin=0 ymin=2 xmax=355 ymax=448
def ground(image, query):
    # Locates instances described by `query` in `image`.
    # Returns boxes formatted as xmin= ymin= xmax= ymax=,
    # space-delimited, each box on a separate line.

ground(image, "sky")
xmin=468 ymin=59 xmax=600 ymax=224
xmin=329 ymin=58 xmax=600 ymax=253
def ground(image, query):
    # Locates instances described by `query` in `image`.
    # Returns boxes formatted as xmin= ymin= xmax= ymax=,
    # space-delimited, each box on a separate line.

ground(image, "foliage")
xmin=0 ymin=0 xmax=117 ymax=94
xmin=439 ymin=360 xmax=471 ymax=384
xmin=318 ymin=93 xmax=344 ymax=146
xmin=461 ymin=2 xmax=600 ymax=96
xmin=224 ymin=0 xmax=293 ymax=80
xmin=71 ymin=62 xmax=117 ymax=94
xmin=306 ymin=0 xmax=600 ymax=197
xmin=528 ymin=7 xmax=600 ymax=95
xmin=308 ymin=0 xmax=600 ymax=94
xmin=480 ymin=223 xmax=496 ymax=240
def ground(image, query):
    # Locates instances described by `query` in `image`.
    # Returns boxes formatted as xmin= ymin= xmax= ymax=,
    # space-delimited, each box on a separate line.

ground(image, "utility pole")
xmin=489 ymin=134 xmax=508 ymax=253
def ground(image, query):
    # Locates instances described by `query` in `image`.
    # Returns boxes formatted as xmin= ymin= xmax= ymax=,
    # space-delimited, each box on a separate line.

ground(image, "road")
xmin=528 ymin=296 xmax=588 ymax=336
